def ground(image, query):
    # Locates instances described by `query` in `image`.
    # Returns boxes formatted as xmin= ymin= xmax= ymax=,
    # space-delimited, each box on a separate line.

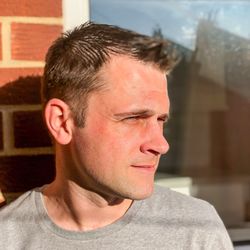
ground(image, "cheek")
xmin=88 ymin=121 xmax=145 ymax=157
xmin=100 ymin=132 xmax=137 ymax=163
xmin=109 ymin=126 xmax=144 ymax=158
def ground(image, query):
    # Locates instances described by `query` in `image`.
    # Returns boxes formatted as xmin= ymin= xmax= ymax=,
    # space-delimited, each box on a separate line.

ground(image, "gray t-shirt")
xmin=0 ymin=185 xmax=233 ymax=249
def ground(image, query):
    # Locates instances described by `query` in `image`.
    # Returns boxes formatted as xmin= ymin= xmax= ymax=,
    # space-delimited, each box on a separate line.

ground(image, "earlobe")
xmin=44 ymin=98 xmax=73 ymax=145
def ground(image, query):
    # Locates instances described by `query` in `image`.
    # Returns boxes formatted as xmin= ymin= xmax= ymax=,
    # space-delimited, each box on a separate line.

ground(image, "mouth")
xmin=131 ymin=164 xmax=156 ymax=172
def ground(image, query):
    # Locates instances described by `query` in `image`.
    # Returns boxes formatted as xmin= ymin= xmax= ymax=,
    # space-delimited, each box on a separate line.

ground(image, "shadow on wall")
xmin=0 ymin=76 xmax=55 ymax=202
xmin=0 ymin=76 xmax=43 ymax=104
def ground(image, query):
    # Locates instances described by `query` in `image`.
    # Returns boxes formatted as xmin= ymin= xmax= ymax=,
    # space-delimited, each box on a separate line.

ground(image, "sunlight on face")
xmin=70 ymin=55 xmax=170 ymax=200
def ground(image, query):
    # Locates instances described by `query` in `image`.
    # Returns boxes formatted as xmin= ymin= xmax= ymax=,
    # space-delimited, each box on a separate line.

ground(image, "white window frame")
xmin=63 ymin=0 xmax=90 ymax=32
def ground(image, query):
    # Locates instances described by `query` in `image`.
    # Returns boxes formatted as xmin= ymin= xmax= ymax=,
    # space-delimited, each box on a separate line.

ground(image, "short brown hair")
xmin=42 ymin=22 xmax=177 ymax=127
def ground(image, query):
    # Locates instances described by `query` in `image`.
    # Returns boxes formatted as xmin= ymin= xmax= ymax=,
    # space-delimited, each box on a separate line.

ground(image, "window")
xmin=91 ymin=0 xmax=250 ymax=242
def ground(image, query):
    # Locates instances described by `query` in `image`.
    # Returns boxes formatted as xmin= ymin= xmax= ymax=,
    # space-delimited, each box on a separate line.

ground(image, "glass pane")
xmin=90 ymin=0 xmax=250 ymax=238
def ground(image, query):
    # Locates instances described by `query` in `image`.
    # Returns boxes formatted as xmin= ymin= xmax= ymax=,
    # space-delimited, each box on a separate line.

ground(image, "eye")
xmin=122 ymin=115 xmax=146 ymax=123
xmin=124 ymin=116 xmax=140 ymax=121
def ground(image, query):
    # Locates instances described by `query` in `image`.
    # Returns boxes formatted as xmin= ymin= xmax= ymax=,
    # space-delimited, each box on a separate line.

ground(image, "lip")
xmin=131 ymin=164 xmax=156 ymax=172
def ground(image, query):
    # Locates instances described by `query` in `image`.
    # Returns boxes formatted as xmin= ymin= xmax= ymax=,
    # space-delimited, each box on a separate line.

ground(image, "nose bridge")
xmin=141 ymin=119 xmax=169 ymax=155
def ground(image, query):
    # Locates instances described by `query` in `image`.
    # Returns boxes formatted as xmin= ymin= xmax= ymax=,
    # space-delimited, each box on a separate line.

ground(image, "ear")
xmin=44 ymin=98 xmax=73 ymax=145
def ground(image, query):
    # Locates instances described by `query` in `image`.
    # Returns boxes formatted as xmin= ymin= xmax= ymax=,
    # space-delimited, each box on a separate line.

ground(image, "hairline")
xmin=42 ymin=54 xmax=168 ymax=128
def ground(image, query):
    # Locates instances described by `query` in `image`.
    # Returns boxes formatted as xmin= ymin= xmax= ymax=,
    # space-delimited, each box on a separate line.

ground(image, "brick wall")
xmin=0 ymin=0 xmax=63 ymax=203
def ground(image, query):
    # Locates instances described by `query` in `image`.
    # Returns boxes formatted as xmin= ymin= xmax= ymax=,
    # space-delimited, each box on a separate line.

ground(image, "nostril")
xmin=147 ymin=149 xmax=161 ymax=156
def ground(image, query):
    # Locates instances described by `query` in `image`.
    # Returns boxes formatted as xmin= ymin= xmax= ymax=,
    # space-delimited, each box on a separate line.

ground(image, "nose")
xmin=140 ymin=124 xmax=169 ymax=155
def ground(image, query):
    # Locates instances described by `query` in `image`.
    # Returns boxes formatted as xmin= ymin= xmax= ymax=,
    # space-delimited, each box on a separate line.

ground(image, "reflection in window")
xmin=90 ymin=0 xmax=250 ymax=239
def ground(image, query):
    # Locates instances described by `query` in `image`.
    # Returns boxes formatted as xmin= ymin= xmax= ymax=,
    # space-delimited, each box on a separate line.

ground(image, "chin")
xmin=99 ymin=180 xmax=155 ymax=201
xmin=124 ymin=184 xmax=155 ymax=201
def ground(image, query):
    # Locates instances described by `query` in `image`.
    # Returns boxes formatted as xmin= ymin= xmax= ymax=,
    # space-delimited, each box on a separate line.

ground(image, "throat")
xmin=42 ymin=184 xmax=133 ymax=231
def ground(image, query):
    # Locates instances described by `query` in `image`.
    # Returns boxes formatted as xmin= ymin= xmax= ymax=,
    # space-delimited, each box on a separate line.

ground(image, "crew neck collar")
xmin=34 ymin=187 xmax=144 ymax=241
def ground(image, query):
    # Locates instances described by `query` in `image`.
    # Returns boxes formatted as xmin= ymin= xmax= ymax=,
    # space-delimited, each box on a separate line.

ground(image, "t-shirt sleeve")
xmin=206 ymin=206 xmax=234 ymax=250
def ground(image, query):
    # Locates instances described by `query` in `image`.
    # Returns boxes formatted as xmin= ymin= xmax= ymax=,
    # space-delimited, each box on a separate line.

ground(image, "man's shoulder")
xmin=134 ymin=185 xmax=233 ymax=249
xmin=152 ymin=184 xmax=211 ymax=208
xmin=149 ymin=185 xmax=220 ymax=221
xmin=0 ymin=189 xmax=37 ymax=222
xmin=0 ymin=188 xmax=46 ymax=248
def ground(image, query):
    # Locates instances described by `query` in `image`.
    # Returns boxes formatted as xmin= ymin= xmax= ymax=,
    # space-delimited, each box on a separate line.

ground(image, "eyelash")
xmin=124 ymin=116 xmax=141 ymax=120
xmin=124 ymin=116 xmax=166 ymax=123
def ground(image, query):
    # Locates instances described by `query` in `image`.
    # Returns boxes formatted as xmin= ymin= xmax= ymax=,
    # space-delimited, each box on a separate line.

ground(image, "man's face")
xmin=70 ymin=55 xmax=170 ymax=200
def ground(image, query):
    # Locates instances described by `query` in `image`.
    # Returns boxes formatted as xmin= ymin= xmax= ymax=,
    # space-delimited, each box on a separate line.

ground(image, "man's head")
xmin=42 ymin=22 xmax=177 ymax=200
xmin=42 ymin=22 xmax=176 ymax=127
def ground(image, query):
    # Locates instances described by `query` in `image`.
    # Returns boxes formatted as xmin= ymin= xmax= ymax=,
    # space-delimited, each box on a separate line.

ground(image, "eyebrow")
xmin=113 ymin=109 xmax=170 ymax=121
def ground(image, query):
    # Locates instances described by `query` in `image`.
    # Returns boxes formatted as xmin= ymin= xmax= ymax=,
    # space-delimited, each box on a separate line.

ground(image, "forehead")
xmin=98 ymin=55 xmax=168 ymax=94
xmin=91 ymin=55 xmax=169 ymax=114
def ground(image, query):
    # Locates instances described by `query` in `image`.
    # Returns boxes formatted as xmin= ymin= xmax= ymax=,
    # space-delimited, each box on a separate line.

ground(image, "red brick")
xmin=11 ymin=23 xmax=62 ymax=61
xmin=0 ymin=112 xmax=3 ymax=150
xmin=0 ymin=73 xmax=42 ymax=104
xmin=0 ymin=155 xmax=55 ymax=192
xmin=0 ymin=23 xmax=2 ymax=61
xmin=13 ymin=110 xmax=51 ymax=148
xmin=0 ymin=0 xmax=62 ymax=17
xmin=0 ymin=68 xmax=43 ymax=87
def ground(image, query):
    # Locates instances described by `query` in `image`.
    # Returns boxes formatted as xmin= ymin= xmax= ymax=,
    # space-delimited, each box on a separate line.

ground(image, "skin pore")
xmin=42 ymin=55 xmax=170 ymax=231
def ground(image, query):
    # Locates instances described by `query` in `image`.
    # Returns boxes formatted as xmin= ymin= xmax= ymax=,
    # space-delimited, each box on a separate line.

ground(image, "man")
xmin=0 ymin=22 xmax=233 ymax=249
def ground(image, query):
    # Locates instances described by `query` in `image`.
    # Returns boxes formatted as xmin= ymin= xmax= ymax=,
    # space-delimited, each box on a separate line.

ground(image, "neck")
xmin=42 ymin=179 xmax=133 ymax=231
